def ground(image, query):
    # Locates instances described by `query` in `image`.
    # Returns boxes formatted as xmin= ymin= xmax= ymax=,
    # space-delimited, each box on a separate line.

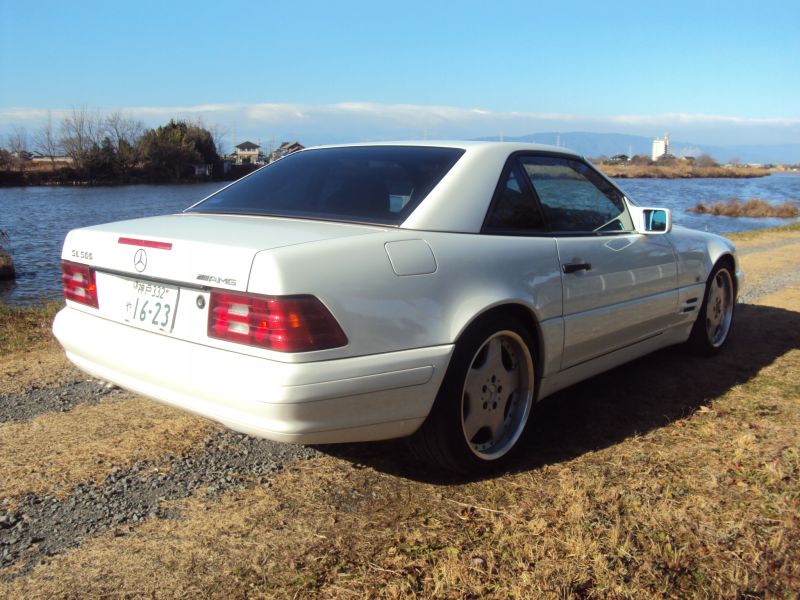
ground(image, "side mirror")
xmin=628 ymin=203 xmax=672 ymax=234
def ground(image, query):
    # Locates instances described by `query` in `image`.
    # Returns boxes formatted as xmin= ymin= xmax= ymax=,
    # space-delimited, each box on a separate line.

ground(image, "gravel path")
xmin=739 ymin=269 xmax=800 ymax=304
xmin=0 ymin=429 xmax=319 ymax=575
xmin=0 ymin=380 xmax=121 ymax=423
xmin=736 ymin=235 xmax=800 ymax=304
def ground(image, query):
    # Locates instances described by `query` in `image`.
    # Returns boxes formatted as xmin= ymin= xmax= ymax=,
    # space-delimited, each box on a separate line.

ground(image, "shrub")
xmin=688 ymin=198 xmax=800 ymax=218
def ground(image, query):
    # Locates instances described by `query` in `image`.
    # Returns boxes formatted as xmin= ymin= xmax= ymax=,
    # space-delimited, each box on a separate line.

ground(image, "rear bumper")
xmin=53 ymin=307 xmax=453 ymax=443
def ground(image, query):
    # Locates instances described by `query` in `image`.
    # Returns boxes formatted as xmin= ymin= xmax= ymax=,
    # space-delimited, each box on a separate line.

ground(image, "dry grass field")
xmin=598 ymin=163 xmax=771 ymax=179
xmin=1 ymin=225 xmax=799 ymax=598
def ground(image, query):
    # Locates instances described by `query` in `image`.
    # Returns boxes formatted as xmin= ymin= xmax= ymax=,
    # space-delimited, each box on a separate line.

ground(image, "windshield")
xmin=187 ymin=145 xmax=465 ymax=225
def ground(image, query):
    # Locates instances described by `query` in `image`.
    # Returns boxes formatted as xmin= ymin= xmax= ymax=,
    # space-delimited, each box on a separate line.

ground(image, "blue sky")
xmin=1 ymin=0 xmax=798 ymax=149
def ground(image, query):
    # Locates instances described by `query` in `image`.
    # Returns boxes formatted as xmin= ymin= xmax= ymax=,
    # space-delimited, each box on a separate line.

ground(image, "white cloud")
xmin=0 ymin=107 xmax=71 ymax=122
xmin=1 ymin=102 xmax=798 ymax=147
xmin=608 ymin=112 xmax=800 ymax=127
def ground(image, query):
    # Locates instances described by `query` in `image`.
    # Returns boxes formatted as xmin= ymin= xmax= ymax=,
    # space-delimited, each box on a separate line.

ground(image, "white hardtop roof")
xmin=306 ymin=139 xmax=581 ymax=157
xmin=282 ymin=140 xmax=588 ymax=232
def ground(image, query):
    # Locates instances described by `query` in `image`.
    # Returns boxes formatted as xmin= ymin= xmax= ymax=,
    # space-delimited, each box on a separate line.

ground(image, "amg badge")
xmin=197 ymin=274 xmax=237 ymax=286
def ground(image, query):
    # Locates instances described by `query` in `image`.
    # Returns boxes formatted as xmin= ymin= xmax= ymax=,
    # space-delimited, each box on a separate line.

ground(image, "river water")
xmin=1 ymin=175 xmax=798 ymax=305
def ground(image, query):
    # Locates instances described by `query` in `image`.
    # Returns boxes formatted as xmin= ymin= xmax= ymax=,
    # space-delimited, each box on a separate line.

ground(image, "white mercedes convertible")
xmin=54 ymin=142 xmax=740 ymax=472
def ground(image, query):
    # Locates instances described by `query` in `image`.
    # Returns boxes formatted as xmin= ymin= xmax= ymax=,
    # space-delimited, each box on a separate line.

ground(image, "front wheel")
xmin=689 ymin=262 xmax=736 ymax=355
xmin=408 ymin=315 xmax=536 ymax=474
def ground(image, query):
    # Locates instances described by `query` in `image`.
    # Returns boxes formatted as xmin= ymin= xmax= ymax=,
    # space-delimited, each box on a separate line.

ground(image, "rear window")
xmin=187 ymin=146 xmax=465 ymax=225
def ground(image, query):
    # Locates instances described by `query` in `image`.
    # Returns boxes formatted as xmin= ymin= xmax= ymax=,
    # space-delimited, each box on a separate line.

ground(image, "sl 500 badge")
xmin=71 ymin=249 xmax=93 ymax=260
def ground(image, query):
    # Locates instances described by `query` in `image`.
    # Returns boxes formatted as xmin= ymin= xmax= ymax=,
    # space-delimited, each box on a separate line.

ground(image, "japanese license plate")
xmin=124 ymin=279 xmax=179 ymax=333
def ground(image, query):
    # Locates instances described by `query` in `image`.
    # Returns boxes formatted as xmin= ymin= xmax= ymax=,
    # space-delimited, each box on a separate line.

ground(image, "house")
xmin=10 ymin=150 xmax=33 ymax=162
xmin=31 ymin=152 xmax=75 ymax=165
xmin=269 ymin=141 xmax=305 ymax=162
xmin=278 ymin=141 xmax=304 ymax=155
xmin=233 ymin=141 xmax=261 ymax=165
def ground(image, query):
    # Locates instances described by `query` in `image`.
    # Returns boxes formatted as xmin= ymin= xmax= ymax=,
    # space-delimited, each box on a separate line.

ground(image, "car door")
xmin=517 ymin=154 xmax=678 ymax=369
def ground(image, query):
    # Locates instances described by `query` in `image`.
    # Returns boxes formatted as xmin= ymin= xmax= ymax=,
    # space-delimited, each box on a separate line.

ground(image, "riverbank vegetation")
xmin=689 ymin=197 xmax=799 ymax=218
xmin=601 ymin=162 xmax=771 ymax=178
xmin=596 ymin=153 xmax=771 ymax=179
xmin=0 ymin=109 xmax=258 ymax=186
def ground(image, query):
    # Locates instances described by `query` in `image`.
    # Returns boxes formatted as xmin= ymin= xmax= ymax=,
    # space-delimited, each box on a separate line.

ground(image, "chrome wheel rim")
xmin=460 ymin=331 xmax=534 ymax=460
xmin=705 ymin=269 xmax=734 ymax=347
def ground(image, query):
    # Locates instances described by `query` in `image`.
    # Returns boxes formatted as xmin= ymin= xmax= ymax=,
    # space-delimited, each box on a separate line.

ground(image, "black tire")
xmin=408 ymin=314 xmax=536 ymax=474
xmin=688 ymin=261 xmax=736 ymax=356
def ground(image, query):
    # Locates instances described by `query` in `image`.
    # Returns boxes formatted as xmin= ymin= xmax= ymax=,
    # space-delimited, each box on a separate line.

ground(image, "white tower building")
xmin=651 ymin=132 xmax=670 ymax=161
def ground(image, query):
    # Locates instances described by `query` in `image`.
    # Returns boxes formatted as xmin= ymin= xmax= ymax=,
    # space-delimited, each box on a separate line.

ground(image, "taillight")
xmin=208 ymin=291 xmax=347 ymax=352
xmin=61 ymin=261 xmax=98 ymax=308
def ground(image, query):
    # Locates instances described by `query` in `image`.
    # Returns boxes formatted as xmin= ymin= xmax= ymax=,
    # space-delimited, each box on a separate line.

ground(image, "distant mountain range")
xmin=475 ymin=132 xmax=800 ymax=164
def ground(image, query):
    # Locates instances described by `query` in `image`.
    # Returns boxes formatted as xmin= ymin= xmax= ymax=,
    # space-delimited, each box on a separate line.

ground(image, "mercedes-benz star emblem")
xmin=133 ymin=249 xmax=147 ymax=272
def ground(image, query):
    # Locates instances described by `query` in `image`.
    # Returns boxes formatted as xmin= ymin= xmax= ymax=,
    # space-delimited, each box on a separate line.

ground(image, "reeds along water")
xmin=689 ymin=198 xmax=799 ymax=218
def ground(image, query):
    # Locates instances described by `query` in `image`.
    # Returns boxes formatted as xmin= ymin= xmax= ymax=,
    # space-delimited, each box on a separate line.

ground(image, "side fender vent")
xmin=681 ymin=297 xmax=699 ymax=314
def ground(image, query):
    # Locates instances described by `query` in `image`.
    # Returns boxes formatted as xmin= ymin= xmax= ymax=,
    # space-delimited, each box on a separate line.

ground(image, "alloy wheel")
xmin=705 ymin=268 xmax=734 ymax=347
xmin=460 ymin=331 xmax=534 ymax=460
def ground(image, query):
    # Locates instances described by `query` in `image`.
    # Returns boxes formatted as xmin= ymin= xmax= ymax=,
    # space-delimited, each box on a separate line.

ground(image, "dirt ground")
xmin=1 ymin=226 xmax=798 ymax=598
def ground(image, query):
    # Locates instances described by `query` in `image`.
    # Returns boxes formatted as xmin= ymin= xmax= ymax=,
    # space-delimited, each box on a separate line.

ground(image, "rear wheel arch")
xmin=409 ymin=304 xmax=542 ymax=473
xmin=454 ymin=303 xmax=544 ymax=381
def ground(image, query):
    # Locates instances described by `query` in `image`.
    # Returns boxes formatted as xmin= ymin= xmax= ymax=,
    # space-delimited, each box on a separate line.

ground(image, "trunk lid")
xmin=63 ymin=213 xmax=383 ymax=291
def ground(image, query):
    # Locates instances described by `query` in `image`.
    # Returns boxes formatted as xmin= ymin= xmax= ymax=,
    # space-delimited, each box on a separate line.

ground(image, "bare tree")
xmin=6 ymin=126 xmax=29 ymax=171
xmin=208 ymin=123 xmax=229 ymax=157
xmin=105 ymin=110 xmax=144 ymax=175
xmin=105 ymin=111 xmax=143 ymax=149
xmin=33 ymin=110 xmax=61 ymax=170
xmin=60 ymin=106 xmax=104 ymax=170
xmin=191 ymin=116 xmax=228 ymax=157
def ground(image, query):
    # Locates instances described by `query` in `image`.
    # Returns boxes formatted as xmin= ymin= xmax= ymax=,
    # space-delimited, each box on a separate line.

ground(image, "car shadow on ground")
xmin=315 ymin=303 xmax=800 ymax=484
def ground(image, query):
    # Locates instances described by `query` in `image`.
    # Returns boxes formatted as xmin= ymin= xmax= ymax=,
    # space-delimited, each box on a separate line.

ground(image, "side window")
xmin=484 ymin=162 xmax=546 ymax=233
xmin=520 ymin=156 xmax=630 ymax=233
